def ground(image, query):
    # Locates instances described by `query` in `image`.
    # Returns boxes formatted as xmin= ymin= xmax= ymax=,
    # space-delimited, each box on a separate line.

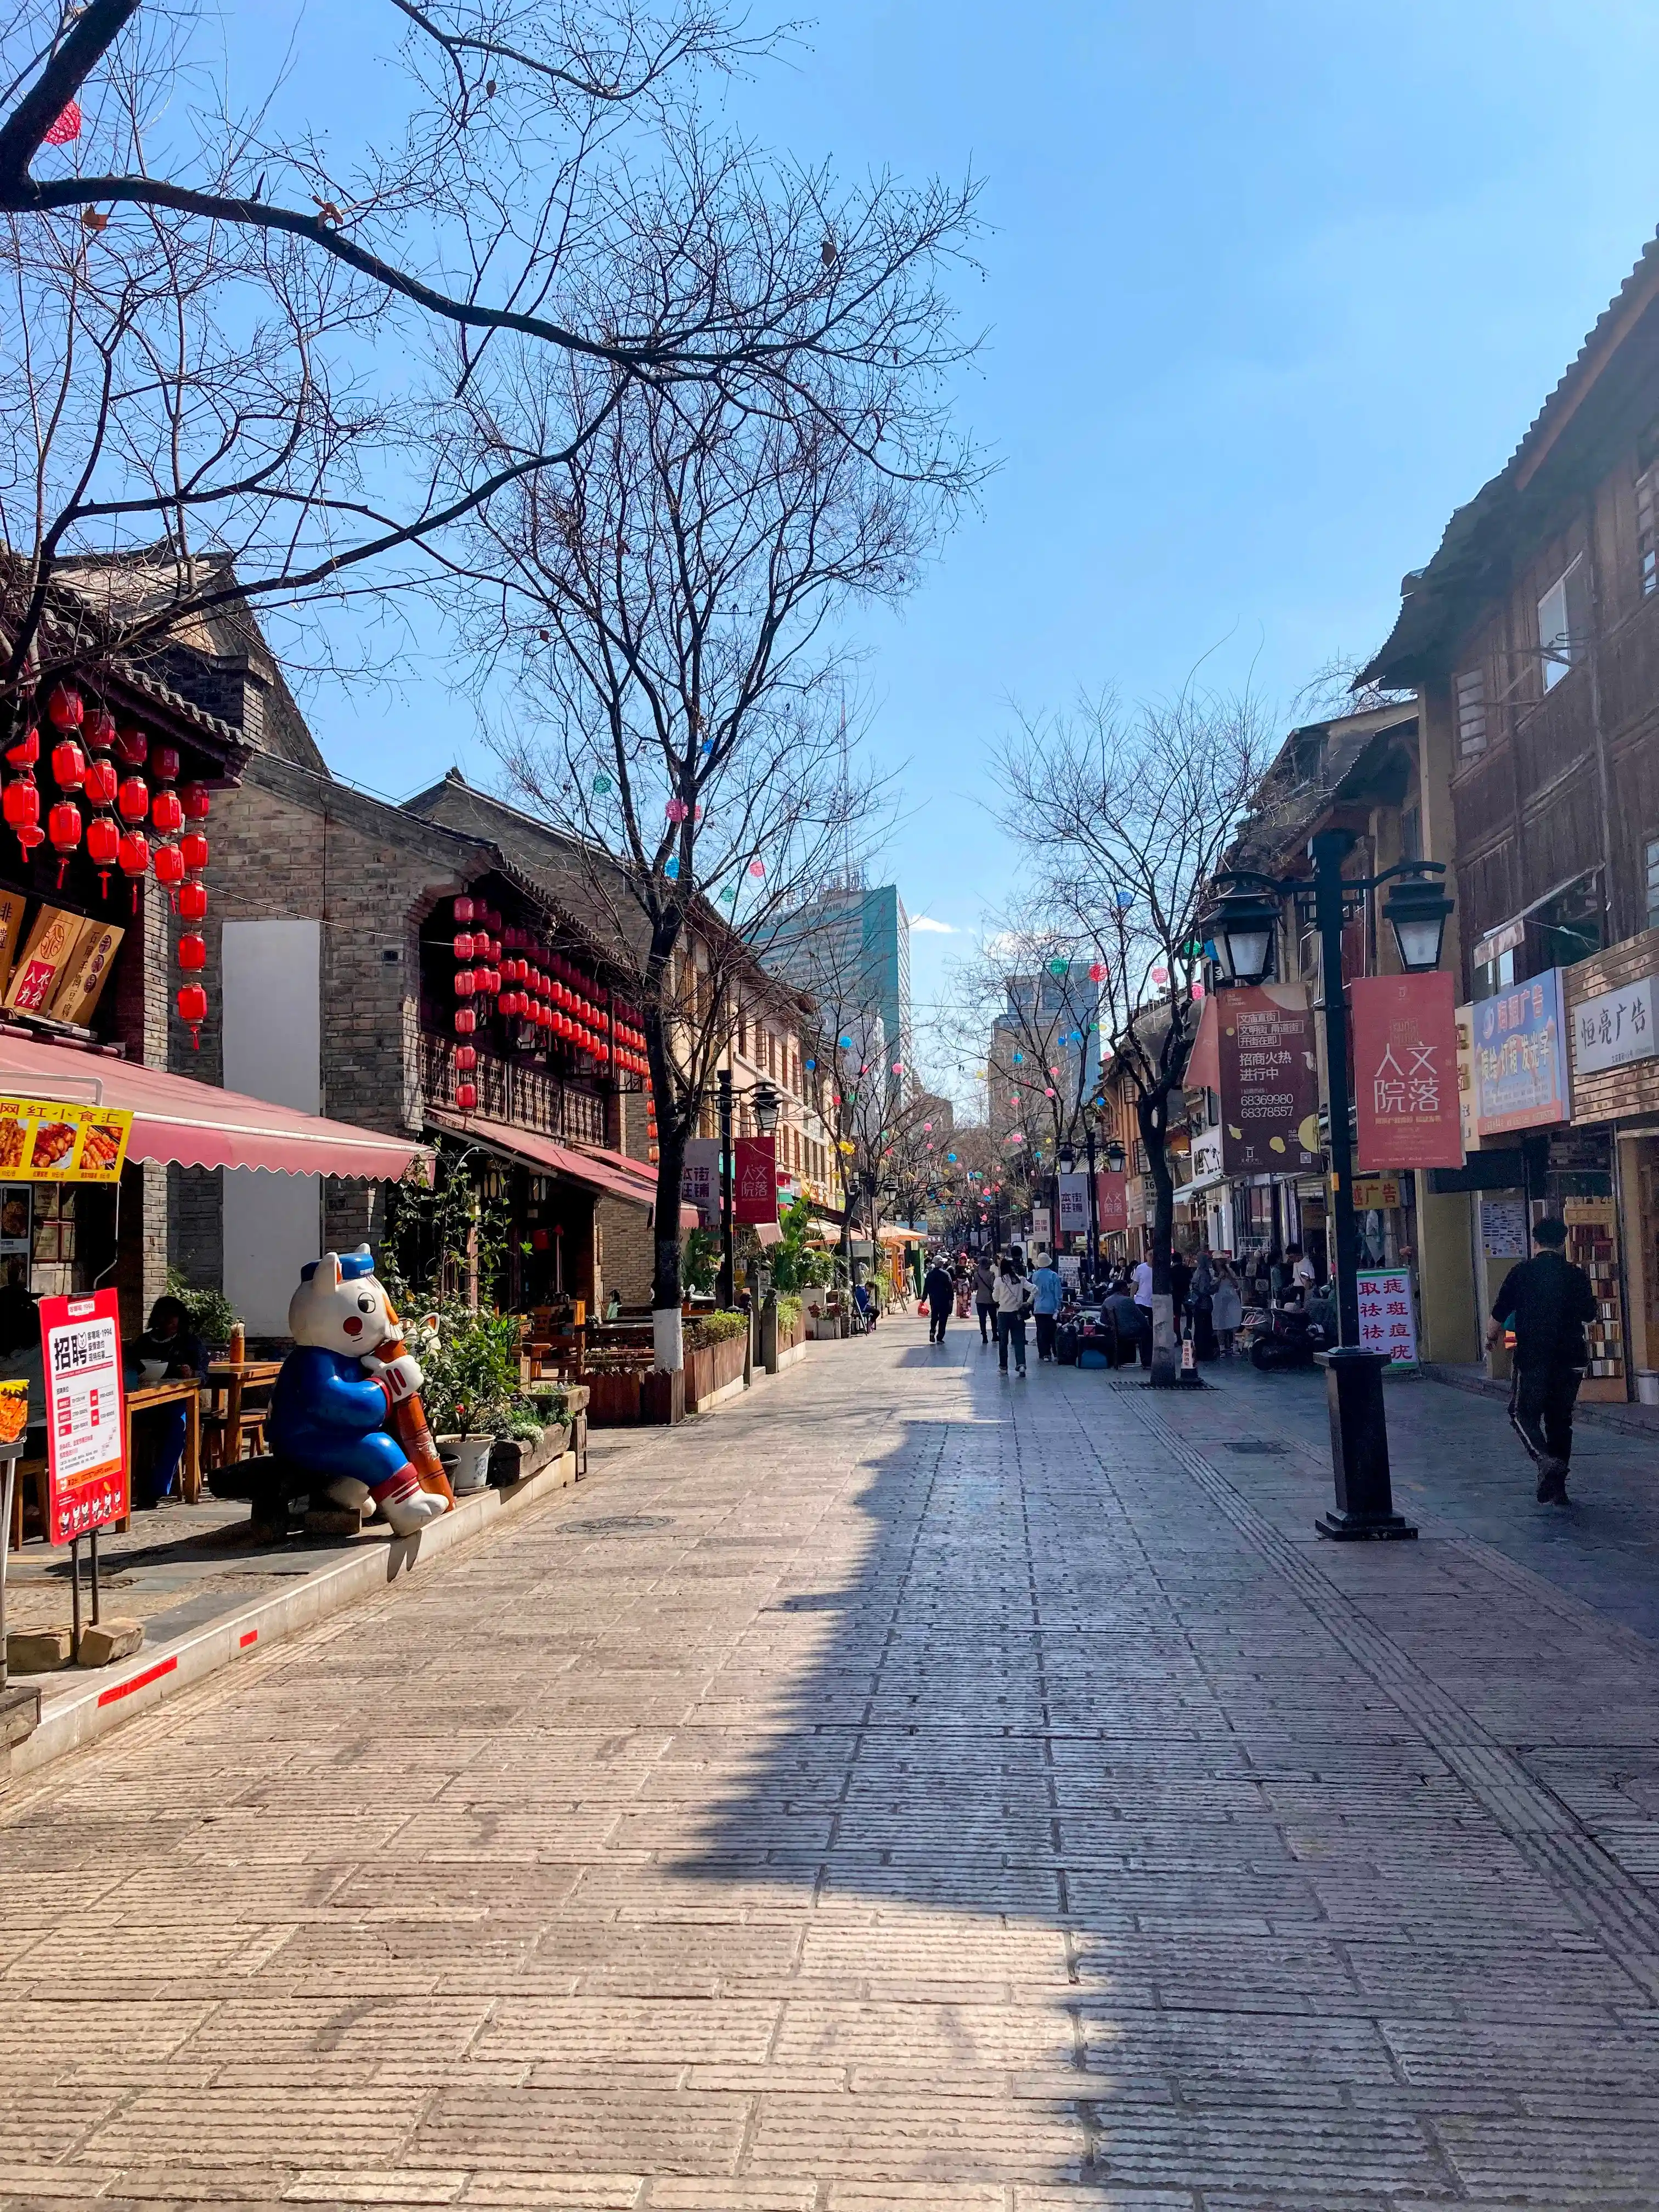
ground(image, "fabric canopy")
xmin=427 ymin=1109 xmax=699 ymax=1228
xmin=0 ymin=1034 xmax=426 ymax=1180
xmin=877 ymin=1224 xmax=928 ymax=1246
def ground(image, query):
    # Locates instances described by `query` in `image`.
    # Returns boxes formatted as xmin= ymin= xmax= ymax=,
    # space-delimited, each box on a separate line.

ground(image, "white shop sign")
xmin=1356 ymin=1267 xmax=1418 ymax=1369
xmin=1572 ymin=974 xmax=1658 ymax=1077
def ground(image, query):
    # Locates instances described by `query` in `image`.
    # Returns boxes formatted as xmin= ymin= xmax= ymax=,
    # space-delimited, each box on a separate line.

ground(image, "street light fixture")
xmin=1103 ymin=1138 xmax=1127 ymax=1175
xmin=1202 ymin=839 xmax=1454 ymax=1543
xmin=750 ymin=1080 xmax=781 ymax=1135
xmin=1057 ymin=1141 xmax=1076 ymax=1174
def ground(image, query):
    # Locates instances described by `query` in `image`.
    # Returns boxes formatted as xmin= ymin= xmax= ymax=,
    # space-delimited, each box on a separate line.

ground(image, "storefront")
xmin=1562 ymin=934 xmax=1659 ymax=1398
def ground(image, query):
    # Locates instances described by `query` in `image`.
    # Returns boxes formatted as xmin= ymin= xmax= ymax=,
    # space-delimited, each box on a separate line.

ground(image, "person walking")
xmin=972 ymin=1254 xmax=997 ymax=1344
xmin=1031 ymin=1251 xmax=1064 ymax=1361
xmin=1188 ymin=1250 xmax=1218 ymax=1362
xmin=923 ymin=1253 xmax=955 ymax=1344
xmin=1211 ymin=1260 xmax=1243 ymax=1358
xmin=1132 ymin=1250 xmax=1155 ymax=1368
xmin=1486 ymin=1216 xmax=1597 ymax=1503
xmin=994 ymin=1255 xmax=1031 ymax=1376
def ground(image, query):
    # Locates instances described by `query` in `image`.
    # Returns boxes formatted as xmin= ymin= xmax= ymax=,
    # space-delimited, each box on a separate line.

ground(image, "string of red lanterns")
xmin=447 ymin=899 xmax=652 ymax=1115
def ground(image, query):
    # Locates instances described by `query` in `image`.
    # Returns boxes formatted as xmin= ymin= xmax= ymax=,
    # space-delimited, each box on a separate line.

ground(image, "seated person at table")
xmin=127 ymin=1295 xmax=206 ymax=1506
xmin=0 ymin=1282 xmax=43 ymax=1424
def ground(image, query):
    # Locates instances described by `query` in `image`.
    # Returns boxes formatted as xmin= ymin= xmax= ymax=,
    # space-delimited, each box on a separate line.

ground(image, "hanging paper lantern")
xmin=114 ymin=726 xmax=147 ymax=767
xmin=454 ymin=1044 xmax=477 ymax=1071
xmin=116 ymin=776 xmax=148 ymax=823
xmin=83 ymin=758 xmax=117 ymax=808
xmin=5 ymin=726 xmax=38 ymax=768
xmin=151 ymin=743 xmax=180 ymax=786
xmin=153 ymin=841 xmax=185 ymax=893
xmin=177 ymin=933 xmax=207 ymax=972
xmin=47 ymin=799 xmax=80 ymax=883
xmin=453 ymin=932 xmax=475 ymax=960
xmin=454 ymin=1007 xmax=476 ymax=1036
xmin=46 ymin=684 xmax=83 ymax=730
xmin=51 ymin=738 xmax=85 ymax=790
xmin=178 ymin=879 xmax=207 ymax=923
xmin=454 ymin=894 xmax=475 ymax=925
xmin=151 ymin=788 xmax=183 ymax=836
xmin=3 ymin=780 xmax=38 ymax=840
xmin=456 ymin=1081 xmax=478 ymax=1113
xmin=181 ymin=830 xmax=208 ymax=874
xmin=177 ymin=983 xmax=207 ymax=1048
xmin=87 ymin=814 xmax=119 ymax=891
xmin=455 ymin=969 xmax=476 ymax=998
xmin=84 ymin=708 xmax=115 ymax=753
xmin=118 ymin=830 xmax=149 ymax=904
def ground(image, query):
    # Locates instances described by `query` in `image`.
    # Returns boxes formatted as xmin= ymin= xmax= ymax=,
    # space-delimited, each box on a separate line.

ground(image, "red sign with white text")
xmin=40 ymin=1288 xmax=128 ymax=1543
xmin=1352 ymin=971 xmax=1463 ymax=1172
xmin=734 ymin=1135 xmax=778 ymax=1224
xmin=1096 ymin=1170 xmax=1128 ymax=1235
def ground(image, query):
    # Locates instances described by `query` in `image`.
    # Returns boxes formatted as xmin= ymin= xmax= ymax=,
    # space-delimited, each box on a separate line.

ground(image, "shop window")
xmin=1537 ymin=556 xmax=1589 ymax=690
xmin=1455 ymin=667 xmax=1488 ymax=759
xmin=1534 ymin=878 xmax=1604 ymax=969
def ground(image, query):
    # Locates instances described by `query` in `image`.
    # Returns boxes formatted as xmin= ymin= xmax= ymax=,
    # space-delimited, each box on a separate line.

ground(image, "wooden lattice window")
xmin=1455 ymin=666 xmax=1488 ymax=759
xmin=1640 ymin=462 xmax=1659 ymax=597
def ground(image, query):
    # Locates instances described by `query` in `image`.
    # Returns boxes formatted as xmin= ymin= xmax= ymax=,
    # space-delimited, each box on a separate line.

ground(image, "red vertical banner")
xmin=40 ymin=1287 xmax=128 ymax=1543
xmin=734 ymin=1135 xmax=778 ymax=1223
xmin=1096 ymin=1170 xmax=1128 ymax=1234
xmin=1351 ymin=970 xmax=1463 ymax=1171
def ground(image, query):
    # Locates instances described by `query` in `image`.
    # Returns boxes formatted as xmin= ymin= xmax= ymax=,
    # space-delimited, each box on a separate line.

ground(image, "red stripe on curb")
xmin=96 ymin=1654 xmax=178 ymax=1706
xmin=239 ymin=1630 xmax=257 ymax=1647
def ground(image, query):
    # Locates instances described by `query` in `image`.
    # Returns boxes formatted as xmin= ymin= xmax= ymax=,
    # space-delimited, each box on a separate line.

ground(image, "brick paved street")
xmin=8 ymin=1318 xmax=1659 ymax=2208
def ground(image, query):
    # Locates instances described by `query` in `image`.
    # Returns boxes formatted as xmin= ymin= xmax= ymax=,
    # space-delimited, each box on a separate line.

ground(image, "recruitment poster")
xmin=40 ymin=1287 xmax=128 ymax=1542
xmin=1216 ymin=985 xmax=1321 ymax=1175
xmin=1351 ymin=971 xmax=1463 ymax=1171
xmin=733 ymin=1135 xmax=778 ymax=1224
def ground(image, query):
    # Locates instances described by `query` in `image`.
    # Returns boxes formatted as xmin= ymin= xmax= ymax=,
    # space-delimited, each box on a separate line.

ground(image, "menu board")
xmin=40 ymin=1286 xmax=127 ymax=1541
xmin=0 ymin=1096 xmax=132 ymax=1182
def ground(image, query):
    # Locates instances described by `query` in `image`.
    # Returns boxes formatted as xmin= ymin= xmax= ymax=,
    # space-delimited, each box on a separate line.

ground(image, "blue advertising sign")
xmin=1473 ymin=968 xmax=1571 ymax=1136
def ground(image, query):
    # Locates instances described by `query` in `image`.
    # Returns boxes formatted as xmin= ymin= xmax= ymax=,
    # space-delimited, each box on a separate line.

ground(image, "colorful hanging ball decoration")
xmin=1191 ymin=980 xmax=1205 ymax=1002
xmin=1151 ymin=964 xmax=1169 ymax=986
xmin=177 ymin=983 xmax=208 ymax=1049
xmin=1048 ymin=956 xmax=1069 ymax=978
xmin=664 ymin=857 xmax=680 ymax=879
xmin=665 ymin=798 xmax=689 ymax=822
xmin=1088 ymin=961 xmax=1108 ymax=984
xmin=748 ymin=858 xmax=765 ymax=878
xmin=43 ymin=99 xmax=81 ymax=145
xmin=593 ymin=774 xmax=612 ymax=797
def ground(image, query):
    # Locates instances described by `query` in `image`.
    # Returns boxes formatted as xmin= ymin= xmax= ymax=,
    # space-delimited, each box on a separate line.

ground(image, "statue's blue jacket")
xmin=270 ymin=1345 xmax=407 ymax=1486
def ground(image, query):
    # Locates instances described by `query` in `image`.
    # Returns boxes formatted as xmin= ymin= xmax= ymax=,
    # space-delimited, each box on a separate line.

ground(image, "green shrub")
xmin=164 ymin=1269 xmax=238 ymax=1350
xmin=775 ymin=1294 xmax=802 ymax=1333
xmin=685 ymin=1308 xmax=749 ymax=1349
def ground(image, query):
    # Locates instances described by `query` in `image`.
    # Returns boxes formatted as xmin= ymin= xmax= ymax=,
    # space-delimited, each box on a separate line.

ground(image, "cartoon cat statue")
xmin=269 ymin=1248 xmax=449 ymax=1537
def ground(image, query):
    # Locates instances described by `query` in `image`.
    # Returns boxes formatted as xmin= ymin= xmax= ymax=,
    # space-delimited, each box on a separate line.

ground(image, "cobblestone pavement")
xmin=7 ymin=1319 xmax=1659 ymax=2209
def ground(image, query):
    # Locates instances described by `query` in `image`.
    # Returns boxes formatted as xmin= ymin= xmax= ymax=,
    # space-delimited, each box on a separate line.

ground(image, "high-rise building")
xmin=986 ymin=962 xmax=1101 ymax=1138
xmin=768 ymin=882 xmax=911 ymax=1075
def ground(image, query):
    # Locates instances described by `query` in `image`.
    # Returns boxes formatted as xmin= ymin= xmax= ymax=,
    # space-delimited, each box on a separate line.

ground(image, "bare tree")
xmin=476 ymin=305 xmax=974 ymax=1359
xmin=0 ymin=0 xmax=979 ymax=733
xmin=998 ymin=686 xmax=1271 ymax=1383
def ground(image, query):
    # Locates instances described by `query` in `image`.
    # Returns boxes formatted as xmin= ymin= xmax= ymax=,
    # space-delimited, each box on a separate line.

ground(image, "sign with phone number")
xmin=0 ymin=1097 xmax=132 ymax=1182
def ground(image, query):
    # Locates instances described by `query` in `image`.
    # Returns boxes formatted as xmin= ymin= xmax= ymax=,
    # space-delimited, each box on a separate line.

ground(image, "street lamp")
xmin=716 ymin=1072 xmax=785 ymax=1308
xmin=1203 ymin=836 xmax=1454 ymax=1543
xmin=750 ymin=1080 xmax=782 ymax=1135
xmin=1104 ymin=1137 xmax=1126 ymax=1175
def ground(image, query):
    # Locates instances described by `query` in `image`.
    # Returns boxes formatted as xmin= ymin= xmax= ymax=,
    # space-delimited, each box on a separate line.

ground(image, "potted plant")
xmin=416 ymin=1306 xmax=525 ymax=1495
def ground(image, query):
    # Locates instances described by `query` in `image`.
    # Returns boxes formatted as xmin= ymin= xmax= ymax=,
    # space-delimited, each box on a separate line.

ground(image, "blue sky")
xmin=294 ymin=0 xmax=1659 ymax=1068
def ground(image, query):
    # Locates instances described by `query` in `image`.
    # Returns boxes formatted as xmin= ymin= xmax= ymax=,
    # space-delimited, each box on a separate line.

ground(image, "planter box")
xmin=686 ymin=1330 xmax=747 ymax=1412
xmin=586 ymin=1366 xmax=684 ymax=1426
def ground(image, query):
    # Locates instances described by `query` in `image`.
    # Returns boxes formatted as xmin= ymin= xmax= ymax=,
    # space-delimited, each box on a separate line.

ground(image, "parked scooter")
xmin=1249 ymin=1299 xmax=1331 ymax=1371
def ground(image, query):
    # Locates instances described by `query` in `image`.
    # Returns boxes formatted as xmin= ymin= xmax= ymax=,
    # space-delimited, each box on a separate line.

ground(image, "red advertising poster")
xmin=40 ymin=1287 xmax=128 ymax=1543
xmin=1216 ymin=985 xmax=1321 ymax=1175
xmin=1352 ymin=971 xmax=1463 ymax=1171
xmin=1096 ymin=1169 xmax=1128 ymax=1234
xmin=734 ymin=1135 xmax=778 ymax=1224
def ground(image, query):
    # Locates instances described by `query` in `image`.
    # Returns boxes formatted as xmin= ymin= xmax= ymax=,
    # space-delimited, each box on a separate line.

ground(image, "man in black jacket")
xmin=1486 ymin=1216 xmax=1598 ymax=1504
xmin=923 ymin=1255 xmax=956 ymax=1344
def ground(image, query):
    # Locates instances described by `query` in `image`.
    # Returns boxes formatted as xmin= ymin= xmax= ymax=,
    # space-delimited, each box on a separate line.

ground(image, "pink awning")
xmin=0 ymin=1032 xmax=426 ymax=1180
xmin=427 ymin=1110 xmax=698 ymax=1227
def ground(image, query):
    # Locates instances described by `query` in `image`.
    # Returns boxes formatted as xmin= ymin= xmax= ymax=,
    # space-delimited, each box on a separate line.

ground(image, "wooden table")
xmin=202 ymin=1360 xmax=281 ymax=1476
xmin=123 ymin=1377 xmax=203 ymax=1519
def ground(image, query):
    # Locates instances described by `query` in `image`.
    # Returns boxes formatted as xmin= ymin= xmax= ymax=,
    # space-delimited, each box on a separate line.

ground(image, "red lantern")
xmin=46 ymin=684 xmax=82 ymax=730
xmin=153 ymin=842 xmax=185 ymax=891
xmin=118 ymin=828 xmax=149 ymax=890
xmin=83 ymin=758 xmax=117 ymax=808
xmin=84 ymin=708 xmax=115 ymax=752
xmin=181 ymin=830 xmax=208 ymax=874
xmin=5 ymin=726 xmax=38 ymax=768
xmin=47 ymin=799 xmax=80 ymax=884
xmin=51 ymin=739 xmax=85 ymax=789
xmin=455 ymin=970 xmax=476 ymax=998
xmin=114 ymin=726 xmax=147 ymax=767
xmin=454 ymin=1007 xmax=476 ymax=1036
xmin=150 ymin=789 xmax=183 ymax=836
xmin=178 ymin=878 xmax=207 ymax=922
xmin=87 ymin=814 xmax=119 ymax=890
xmin=454 ymin=894 xmax=475 ymax=924
xmin=151 ymin=744 xmax=180 ymax=784
xmin=3 ymin=781 xmax=38 ymax=835
xmin=179 ymin=781 xmax=210 ymax=820
xmin=484 ymin=967 xmax=500 ymax=995
xmin=177 ymin=983 xmax=208 ymax=1046
xmin=452 ymin=932 xmax=474 ymax=960
xmin=456 ymin=1081 xmax=478 ymax=1113
xmin=116 ymin=776 xmax=148 ymax=822
xmin=454 ymin=1044 xmax=477 ymax=1071
xmin=177 ymin=932 xmax=206 ymax=972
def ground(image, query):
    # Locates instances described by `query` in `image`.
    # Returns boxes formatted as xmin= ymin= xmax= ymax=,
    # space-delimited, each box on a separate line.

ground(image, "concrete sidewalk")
xmin=1 ymin=1318 xmax=1658 ymax=2207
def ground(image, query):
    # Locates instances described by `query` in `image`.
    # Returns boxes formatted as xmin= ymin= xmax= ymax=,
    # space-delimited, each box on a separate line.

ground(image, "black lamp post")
xmin=1082 ymin=1120 xmax=1100 ymax=1286
xmin=717 ymin=1073 xmax=785 ymax=1310
xmin=1205 ymin=837 xmax=1453 ymax=1542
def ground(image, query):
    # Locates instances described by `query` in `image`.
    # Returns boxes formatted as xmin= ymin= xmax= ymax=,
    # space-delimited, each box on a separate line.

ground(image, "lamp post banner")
xmin=1057 ymin=1173 xmax=1090 ymax=1234
xmin=1096 ymin=1169 xmax=1128 ymax=1234
xmin=1216 ymin=984 xmax=1321 ymax=1175
xmin=680 ymin=1138 xmax=722 ymax=1228
xmin=1351 ymin=971 xmax=1463 ymax=1171
xmin=734 ymin=1136 xmax=778 ymax=1223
